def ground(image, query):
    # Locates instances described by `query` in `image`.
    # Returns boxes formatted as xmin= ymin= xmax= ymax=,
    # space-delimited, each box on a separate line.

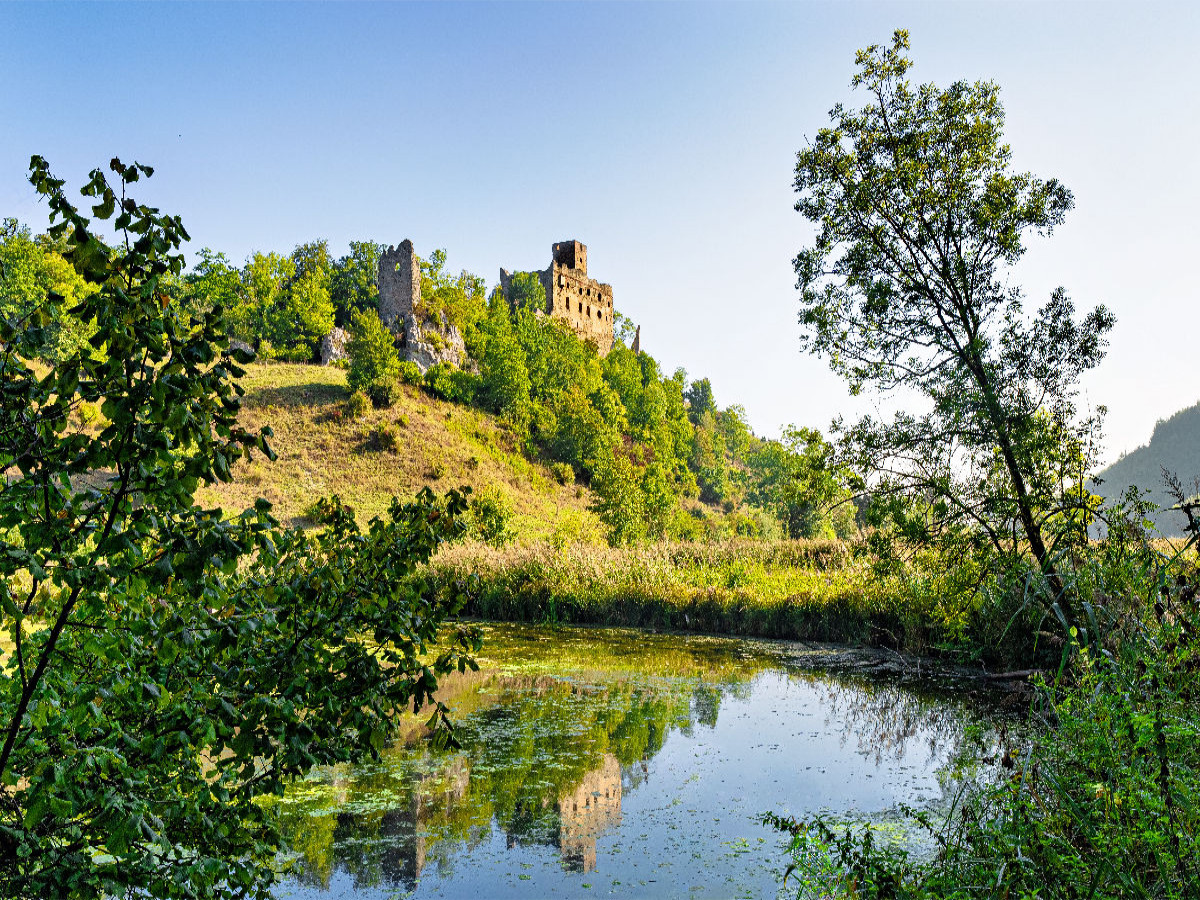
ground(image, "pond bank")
xmin=423 ymin=539 xmax=997 ymax=662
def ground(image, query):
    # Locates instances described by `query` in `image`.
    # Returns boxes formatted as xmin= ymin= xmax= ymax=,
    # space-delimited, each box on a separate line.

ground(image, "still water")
xmin=272 ymin=624 xmax=1000 ymax=899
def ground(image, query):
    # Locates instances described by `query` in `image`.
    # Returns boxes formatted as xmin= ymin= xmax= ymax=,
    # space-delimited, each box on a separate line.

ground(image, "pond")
xmin=271 ymin=624 xmax=1009 ymax=899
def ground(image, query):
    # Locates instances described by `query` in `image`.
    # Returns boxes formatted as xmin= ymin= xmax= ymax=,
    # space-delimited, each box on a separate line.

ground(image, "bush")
xmin=666 ymin=508 xmax=705 ymax=542
xmin=551 ymin=462 xmax=575 ymax=486
xmin=345 ymin=389 xmax=371 ymax=420
xmin=398 ymin=359 xmax=423 ymax=385
xmin=368 ymin=422 xmax=400 ymax=453
xmin=366 ymin=378 xmax=400 ymax=408
xmin=467 ymin=486 xmax=514 ymax=546
xmin=549 ymin=510 xmax=607 ymax=549
xmin=346 ymin=309 xmax=401 ymax=407
xmin=423 ymin=363 xmax=480 ymax=404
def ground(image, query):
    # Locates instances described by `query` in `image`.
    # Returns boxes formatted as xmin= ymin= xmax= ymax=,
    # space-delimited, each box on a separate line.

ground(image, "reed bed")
xmin=425 ymin=538 xmax=959 ymax=651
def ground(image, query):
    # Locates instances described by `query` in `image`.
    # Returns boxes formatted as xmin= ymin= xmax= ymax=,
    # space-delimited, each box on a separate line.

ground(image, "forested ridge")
xmin=1 ymin=218 xmax=857 ymax=548
xmin=1094 ymin=401 xmax=1200 ymax=534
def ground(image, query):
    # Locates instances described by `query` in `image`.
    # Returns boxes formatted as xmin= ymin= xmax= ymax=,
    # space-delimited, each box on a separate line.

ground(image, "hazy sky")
xmin=2 ymin=2 xmax=1196 ymax=464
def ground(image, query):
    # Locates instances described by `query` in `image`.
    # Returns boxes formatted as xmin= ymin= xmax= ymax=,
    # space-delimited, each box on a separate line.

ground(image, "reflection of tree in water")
xmin=795 ymin=671 xmax=981 ymax=768
xmin=276 ymin=672 xmax=707 ymax=889
xmin=691 ymin=682 xmax=722 ymax=728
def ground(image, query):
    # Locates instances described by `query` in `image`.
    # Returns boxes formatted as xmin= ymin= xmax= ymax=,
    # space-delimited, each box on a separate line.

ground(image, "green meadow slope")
xmin=195 ymin=362 xmax=605 ymax=540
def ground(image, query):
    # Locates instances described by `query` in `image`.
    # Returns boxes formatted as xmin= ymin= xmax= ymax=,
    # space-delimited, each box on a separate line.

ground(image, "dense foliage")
xmin=3 ymin=198 xmax=863 ymax=550
xmin=770 ymin=529 xmax=1200 ymax=898
xmin=0 ymin=158 xmax=478 ymax=899
xmin=767 ymin=31 xmax=1200 ymax=899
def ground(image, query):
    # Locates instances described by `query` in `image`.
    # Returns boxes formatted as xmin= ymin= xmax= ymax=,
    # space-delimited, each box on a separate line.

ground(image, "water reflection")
xmin=272 ymin=625 xmax=1000 ymax=898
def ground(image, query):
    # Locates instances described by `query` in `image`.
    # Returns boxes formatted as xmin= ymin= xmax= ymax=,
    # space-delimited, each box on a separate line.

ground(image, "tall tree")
xmin=238 ymin=250 xmax=294 ymax=349
xmin=184 ymin=247 xmax=241 ymax=319
xmin=793 ymin=31 xmax=1113 ymax=596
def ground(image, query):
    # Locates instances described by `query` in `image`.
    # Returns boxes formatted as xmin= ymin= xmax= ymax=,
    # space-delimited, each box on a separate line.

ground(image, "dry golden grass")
xmin=194 ymin=362 xmax=602 ymax=537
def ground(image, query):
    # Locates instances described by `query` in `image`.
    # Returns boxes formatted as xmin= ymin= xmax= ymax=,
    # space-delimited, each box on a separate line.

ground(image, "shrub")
xmin=423 ymin=363 xmax=480 ymax=404
xmin=453 ymin=367 xmax=481 ymax=403
xmin=345 ymin=389 xmax=371 ymax=420
xmin=549 ymin=510 xmax=607 ymax=548
xmin=397 ymin=359 xmax=423 ymax=385
xmin=467 ymin=486 xmax=515 ymax=546
xmin=396 ymin=414 xmax=409 ymax=427
xmin=666 ymin=508 xmax=705 ymax=542
xmin=423 ymin=363 xmax=453 ymax=399
xmin=551 ymin=462 xmax=575 ymax=486
xmin=366 ymin=378 xmax=400 ymax=408
xmin=368 ymin=423 xmax=400 ymax=453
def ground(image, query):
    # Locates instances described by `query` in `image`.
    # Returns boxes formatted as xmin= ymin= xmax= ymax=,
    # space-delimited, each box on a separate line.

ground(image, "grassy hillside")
xmin=1095 ymin=400 xmax=1200 ymax=535
xmin=195 ymin=362 xmax=605 ymax=540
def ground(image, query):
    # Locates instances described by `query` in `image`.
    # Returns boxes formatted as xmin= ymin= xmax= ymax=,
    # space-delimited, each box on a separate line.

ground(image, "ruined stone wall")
xmin=377 ymin=238 xmax=467 ymax=373
xmin=556 ymin=754 xmax=622 ymax=873
xmin=501 ymin=240 xmax=614 ymax=356
xmin=377 ymin=239 xmax=420 ymax=330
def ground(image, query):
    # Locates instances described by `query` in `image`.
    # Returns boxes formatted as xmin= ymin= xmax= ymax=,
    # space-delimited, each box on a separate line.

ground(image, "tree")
xmin=0 ymin=157 xmax=477 ymax=899
xmin=237 ymin=250 xmax=294 ymax=349
xmin=793 ymin=31 xmax=1114 ymax=595
xmin=346 ymin=308 xmax=402 ymax=406
xmin=684 ymin=377 xmax=716 ymax=425
xmin=504 ymin=270 xmax=545 ymax=312
xmin=0 ymin=218 xmax=96 ymax=360
xmin=417 ymin=248 xmax=487 ymax=337
xmin=184 ymin=247 xmax=241 ymax=321
xmin=270 ymin=240 xmax=334 ymax=361
xmin=589 ymin=450 xmax=647 ymax=546
xmin=330 ymin=240 xmax=384 ymax=327
xmin=476 ymin=299 xmax=532 ymax=430
xmin=748 ymin=427 xmax=859 ymax=539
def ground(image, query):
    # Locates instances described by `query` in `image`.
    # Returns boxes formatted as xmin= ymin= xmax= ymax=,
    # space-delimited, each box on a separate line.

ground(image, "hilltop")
xmin=1094 ymin=400 xmax=1200 ymax=535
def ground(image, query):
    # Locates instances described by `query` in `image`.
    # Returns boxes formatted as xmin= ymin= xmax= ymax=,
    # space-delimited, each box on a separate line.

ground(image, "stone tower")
xmin=376 ymin=238 xmax=467 ymax=373
xmin=499 ymin=240 xmax=614 ymax=355
xmin=377 ymin=239 xmax=421 ymax=330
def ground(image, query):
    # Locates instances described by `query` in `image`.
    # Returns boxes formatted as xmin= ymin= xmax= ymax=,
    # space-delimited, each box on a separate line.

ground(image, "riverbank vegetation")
xmin=762 ymin=31 xmax=1200 ymax=898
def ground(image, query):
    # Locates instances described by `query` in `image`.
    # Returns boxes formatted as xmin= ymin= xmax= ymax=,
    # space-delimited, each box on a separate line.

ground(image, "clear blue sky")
xmin=3 ymin=2 xmax=1197 ymax=464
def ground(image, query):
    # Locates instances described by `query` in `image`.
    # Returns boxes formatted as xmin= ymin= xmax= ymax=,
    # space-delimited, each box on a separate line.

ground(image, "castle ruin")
xmin=377 ymin=239 xmax=422 ymax=331
xmin=377 ymin=239 xmax=467 ymax=373
xmin=501 ymin=240 xmax=614 ymax=355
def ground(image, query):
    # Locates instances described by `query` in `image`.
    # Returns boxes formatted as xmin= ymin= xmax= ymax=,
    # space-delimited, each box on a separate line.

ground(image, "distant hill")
xmin=1094 ymin=401 xmax=1200 ymax=535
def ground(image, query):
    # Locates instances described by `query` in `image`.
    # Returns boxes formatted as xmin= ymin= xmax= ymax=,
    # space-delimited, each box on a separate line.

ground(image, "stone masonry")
xmin=500 ymin=240 xmax=614 ymax=355
xmin=377 ymin=240 xmax=421 ymax=330
xmin=377 ymin=239 xmax=467 ymax=373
